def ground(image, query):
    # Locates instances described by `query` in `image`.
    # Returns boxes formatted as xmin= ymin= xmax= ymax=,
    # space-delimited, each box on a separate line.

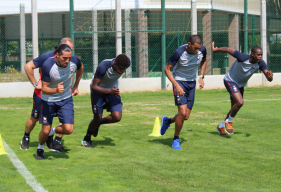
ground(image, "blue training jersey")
xmin=224 ymin=50 xmax=268 ymax=88
xmin=168 ymin=44 xmax=207 ymax=81
xmin=41 ymin=56 xmax=82 ymax=102
xmin=91 ymin=58 xmax=131 ymax=89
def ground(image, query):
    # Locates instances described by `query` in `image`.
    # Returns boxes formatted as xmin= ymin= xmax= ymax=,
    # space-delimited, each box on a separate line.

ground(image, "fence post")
xmin=191 ymin=0 xmax=197 ymax=35
xmin=116 ymin=0 xmax=122 ymax=56
xmin=244 ymin=0 xmax=248 ymax=53
xmin=20 ymin=3 xmax=26 ymax=74
xmin=92 ymin=8 xmax=98 ymax=74
xmin=70 ymin=0 xmax=75 ymax=55
xmin=31 ymin=0 xmax=39 ymax=80
xmin=260 ymin=0 xmax=267 ymax=85
xmin=161 ymin=0 xmax=166 ymax=90
xmin=125 ymin=9 xmax=132 ymax=78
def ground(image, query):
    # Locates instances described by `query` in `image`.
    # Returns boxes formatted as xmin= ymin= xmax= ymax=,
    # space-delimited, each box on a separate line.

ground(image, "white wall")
xmin=0 ymin=74 xmax=280 ymax=98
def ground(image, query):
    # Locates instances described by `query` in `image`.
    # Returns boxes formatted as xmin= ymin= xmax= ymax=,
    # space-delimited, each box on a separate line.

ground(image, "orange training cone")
xmin=0 ymin=134 xmax=8 ymax=155
xmin=149 ymin=117 xmax=162 ymax=137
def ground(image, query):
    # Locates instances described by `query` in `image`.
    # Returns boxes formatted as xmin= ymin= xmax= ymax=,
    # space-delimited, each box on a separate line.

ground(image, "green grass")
xmin=1 ymin=86 xmax=281 ymax=191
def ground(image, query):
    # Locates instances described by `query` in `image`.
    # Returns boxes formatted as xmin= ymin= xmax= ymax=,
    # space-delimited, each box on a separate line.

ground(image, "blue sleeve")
xmin=33 ymin=51 xmax=54 ymax=68
xmin=259 ymin=59 xmax=268 ymax=71
xmin=71 ymin=56 xmax=82 ymax=70
xmin=200 ymin=46 xmax=207 ymax=59
xmin=41 ymin=58 xmax=54 ymax=83
xmin=168 ymin=49 xmax=181 ymax=66
xmin=94 ymin=61 xmax=111 ymax=79
xmin=232 ymin=50 xmax=250 ymax=62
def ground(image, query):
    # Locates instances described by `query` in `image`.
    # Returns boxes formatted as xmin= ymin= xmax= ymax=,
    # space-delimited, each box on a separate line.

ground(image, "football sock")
xmin=165 ymin=118 xmax=172 ymax=125
xmin=53 ymin=136 xmax=62 ymax=145
xmin=84 ymin=129 xmax=93 ymax=141
xmin=48 ymin=127 xmax=56 ymax=136
xmin=24 ymin=132 xmax=30 ymax=137
xmin=173 ymin=135 xmax=179 ymax=140
xmin=38 ymin=144 xmax=44 ymax=150
xmin=227 ymin=115 xmax=234 ymax=123
xmin=219 ymin=120 xmax=225 ymax=128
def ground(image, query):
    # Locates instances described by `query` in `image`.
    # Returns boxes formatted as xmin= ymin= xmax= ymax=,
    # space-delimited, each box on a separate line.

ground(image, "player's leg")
xmin=21 ymin=93 xmax=41 ymax=150
xmin=49 ymin=97 xmax=74 ymax=152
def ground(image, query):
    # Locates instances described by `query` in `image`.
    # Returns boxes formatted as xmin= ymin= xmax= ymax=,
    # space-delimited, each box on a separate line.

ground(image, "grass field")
xmin=0 ymin=86 xmax=281 ymax=191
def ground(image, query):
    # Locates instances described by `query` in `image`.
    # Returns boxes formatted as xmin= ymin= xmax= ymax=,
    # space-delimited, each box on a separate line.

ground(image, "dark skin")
xmin=88 ymin=61 xmax=127 ymax=132
xmin=164 ymin=42 xmax=207 ymax=136
xmin=212 ymin=41 xmax=273 ymax=120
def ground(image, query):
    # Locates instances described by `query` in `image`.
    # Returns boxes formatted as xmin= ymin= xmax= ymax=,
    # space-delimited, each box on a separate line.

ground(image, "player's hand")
xmin=198 ymin=78 xmax=204 ymax=89
xmin=176 ymin=86 xmax=185 ymax=96
xmin=267 ymin=70 xmax=273 ymax=81
xmin=57 ymin=82 xmax=64 ymax=93
xmin=71 ymin=86 xmax=79 ymax=96
xmin=212 ymin=42 xmax=218 ymax=52
xmin=35 ymin=79 xmax=42 ymax=90
xmin=111 ymin=85 xmax=120 ymax=98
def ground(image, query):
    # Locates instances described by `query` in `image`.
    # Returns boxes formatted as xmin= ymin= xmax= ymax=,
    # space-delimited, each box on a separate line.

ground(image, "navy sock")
xmin=165 ymin=118 xmax=172 ymax=125
xmin=173 ymin=135 xmax=179 ymax=140
xmin=24 ymin=132 xmax=30 ymax=137
xmin=53 ymin=136 xmax=62 ymax=145
xmin=84 ymin=129 xmax=93 ymax=141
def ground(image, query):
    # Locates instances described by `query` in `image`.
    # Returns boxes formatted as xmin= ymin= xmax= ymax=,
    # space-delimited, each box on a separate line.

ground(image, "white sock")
xmin=219 ymin=120 xmax=225 ymax=128
xmin=48 ymin=127 xmax=56 ymax=136
xmin=227 ymin=115 xmax=234 ymax=123
xmin=38 ymin=144 xmax=44 ymax=150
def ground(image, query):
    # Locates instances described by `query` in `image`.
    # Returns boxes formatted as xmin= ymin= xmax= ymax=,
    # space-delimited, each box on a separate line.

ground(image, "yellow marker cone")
xmin=0 ymin=134 xmax=8 ymax=155
xmin=149 ymin=117 xmax=162 ymax=137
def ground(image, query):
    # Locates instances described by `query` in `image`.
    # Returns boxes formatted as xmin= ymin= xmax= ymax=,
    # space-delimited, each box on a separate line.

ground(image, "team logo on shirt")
xmin=197 ymin=56 xmax=200 ymax=61
xmin=70 ymin=68 xmax=75 ymax=74
xmin=43 ymin=117 xmax=47 ymax=123
xmin=54 ymin=74 xmax=57 ymax=77
xmin=233 ymin=86 xmax=237 ymax=92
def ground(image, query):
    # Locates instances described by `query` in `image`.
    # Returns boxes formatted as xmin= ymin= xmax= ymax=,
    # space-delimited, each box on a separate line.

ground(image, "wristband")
xmin=33 ymin=82 xmax=38 ymax=87
xmin=198 ymin=75 xmax=204 ymax=79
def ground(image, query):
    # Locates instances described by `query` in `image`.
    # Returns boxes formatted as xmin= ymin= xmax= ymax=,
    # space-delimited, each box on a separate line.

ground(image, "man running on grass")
xmin=35 ymin=44 xmax=83 ymax=160
xmin=81 ymin=54 xmax=130 ymax=148
xmin=212 ymin=42 xmax=273 ymax=135
xmin=21 ymin=37 xmax=80 ymax=152
xmin=160 ymin=35 xmax=207 ymax=150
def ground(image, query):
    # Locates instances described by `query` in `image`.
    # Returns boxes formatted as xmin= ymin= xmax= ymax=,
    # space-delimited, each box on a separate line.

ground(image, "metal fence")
xmin=0 ymin=0 xmax=280 ymax=82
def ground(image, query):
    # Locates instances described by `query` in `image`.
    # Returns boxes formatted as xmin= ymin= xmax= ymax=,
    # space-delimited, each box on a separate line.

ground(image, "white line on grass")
xmin=2 ymin=138 xmax=48 ymax=192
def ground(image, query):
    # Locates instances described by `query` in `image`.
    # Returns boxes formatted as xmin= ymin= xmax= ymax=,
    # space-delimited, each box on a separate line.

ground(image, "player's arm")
xmin=164 ymin=63 xmax=185 ymax=96
xmin=91 ymin=77 xmax=120 ymax=97
xmin=198 ymin=58 xmax=207 ymax=89
xmin=41 ymin=81 xmax=64 ymax=95
xmin=212 ymin=42 xmax=236 ymax=56
xmin=24 ymin=60 xmax=41 ymax=89
xmin=262 ymin=69 xmax=273 ymax=82
xmin=71 ymin=62 xmax=84 ymax=96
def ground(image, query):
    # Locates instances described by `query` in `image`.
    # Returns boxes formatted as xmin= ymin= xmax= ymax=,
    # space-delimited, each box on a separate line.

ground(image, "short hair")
xmin=115 ymin=54 xmax=129 ymax=68
xmin=54 ymin=44 xmax=72 ymax=55
xmin=189 ymin=35 xmax=202 ymax=45
xmin=60 ymin=37 xmax=73 ymax=45
xmin=251 ymin=46 xmax=262 ymax=54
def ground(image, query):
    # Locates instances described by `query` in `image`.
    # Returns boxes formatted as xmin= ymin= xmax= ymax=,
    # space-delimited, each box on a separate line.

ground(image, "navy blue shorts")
xmin=31 ymin=92 xmax=41 ymax=119
xmin=173 ymin=80 xmax=196 ymax=110
xmin=224 ymin=79 xmax=244 ymax=99
xmin=40 ymin=97 xmax=74 ymax=125
xmin=91 ymin=90 xmax=122 ymax=114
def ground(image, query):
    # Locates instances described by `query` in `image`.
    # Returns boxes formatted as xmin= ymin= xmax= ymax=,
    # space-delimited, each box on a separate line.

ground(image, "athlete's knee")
xmin=236 ymin=100 xmax=244 ymax=108
xmin=63 ymin=125 xmax=74 ymax=135
xmin=112 ymin=113 xmax=122 ymax=122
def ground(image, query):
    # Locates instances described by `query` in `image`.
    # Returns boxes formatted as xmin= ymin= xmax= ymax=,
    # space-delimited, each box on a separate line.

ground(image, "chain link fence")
xmin=0 ymin=0 xmax=280 ymax=82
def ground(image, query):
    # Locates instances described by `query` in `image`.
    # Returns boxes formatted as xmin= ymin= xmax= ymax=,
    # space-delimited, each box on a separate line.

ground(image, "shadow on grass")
xmin=33 ymin=150 xmax=69 ymax=160
xmin=209 ymin=131 xmax=244 ymax=137
xmin=94 ymin=136 xmax=116 ymax=148
xmin=148 ymin=137 xmax=187 ymax=148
